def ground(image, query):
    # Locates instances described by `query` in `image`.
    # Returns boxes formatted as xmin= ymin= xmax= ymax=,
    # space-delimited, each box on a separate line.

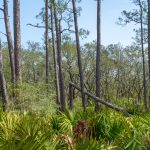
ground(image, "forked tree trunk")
xmin=3 ymin=0 xmax=15 ymax=84
xmin=53 ymin=0 xmax=66 ymax=111
xmin=0 ymin=40 xmax=9 ymax=111
xmin=13 ymin=0 xmax=21 ymax=83
xmin=50 ymin=5 xmax=60 ymax=104
xmin=72 ymin=0 xmax=86 ymax=111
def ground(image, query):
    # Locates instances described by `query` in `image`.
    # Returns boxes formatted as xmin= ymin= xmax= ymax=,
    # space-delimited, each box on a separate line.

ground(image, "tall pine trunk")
xmin=148 ymin=0 xmax=150 ymax=80
xmin=45 ymin=0 xmax=49 ymax=86
xmin=139 ymin=0 xmax=147 ymax=109
xmin=147 ymin=0 xmax=150 ymax=107
xmin=50 ymin=5 xmax=60 ymax=104
xmin=0 ymin=40 xmax=9 ymax=111
xmin=95 ymin=0 xmax=101 ymax=111
xmin=53 ymin=0 xmax=66 ymax=111
xmin=72 ymin=0 xmax=86 ymax=111
xmin=13 ymin=0 xmax=21 ymax=83
xmin=3 ymin=0 xmax=15 ymax=84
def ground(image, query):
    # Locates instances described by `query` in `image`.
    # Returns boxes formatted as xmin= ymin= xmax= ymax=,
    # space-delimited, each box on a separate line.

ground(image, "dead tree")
xmin=69 ymin=82 xmax=131 ymax=116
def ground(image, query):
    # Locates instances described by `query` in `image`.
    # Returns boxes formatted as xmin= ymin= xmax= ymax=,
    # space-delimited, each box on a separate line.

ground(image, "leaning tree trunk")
xmin=53 ymin=0 xmax=66 ymax=111
xmin=13 ymin=0 xmax=21 ymax=83
xmin=0 ymin=40 xmax=9 ymax=111
xmin=69 ymin=82 xmax=131 ymax=116
xmin=45 ymin=0 xmax=49 ymax=86
xmin=72 ymin=0 xmax=86 ymax=111
xmin=95 ymin=0 xmax=101 ymax=111
xmin=50 ymin=5 xmax=60 ymax=104
xmin=3 ymin=0 xmax=15 ymax=84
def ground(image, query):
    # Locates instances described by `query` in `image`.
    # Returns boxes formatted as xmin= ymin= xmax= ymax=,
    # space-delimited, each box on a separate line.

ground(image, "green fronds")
xmin=0 ymin=105 xmax=148 ymax=149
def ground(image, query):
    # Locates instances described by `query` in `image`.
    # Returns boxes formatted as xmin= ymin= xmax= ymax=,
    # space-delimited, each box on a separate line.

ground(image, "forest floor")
xmin=0 ymin=83 xmax=149 ymax=149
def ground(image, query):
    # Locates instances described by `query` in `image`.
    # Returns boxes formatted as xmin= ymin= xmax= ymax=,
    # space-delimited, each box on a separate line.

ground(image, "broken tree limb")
xmin=69 ymin=82 xmax=131 ymax=116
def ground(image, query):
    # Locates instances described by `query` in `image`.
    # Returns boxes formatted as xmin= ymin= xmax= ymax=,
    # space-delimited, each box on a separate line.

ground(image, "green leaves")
xmin=0 ymin=112 xmax=56 ymax=150
xmin=0 ymin=106 xmax=149 ymax=149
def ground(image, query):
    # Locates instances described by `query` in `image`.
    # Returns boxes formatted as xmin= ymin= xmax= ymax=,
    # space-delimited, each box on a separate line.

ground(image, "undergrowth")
xmin=0 ymin=83 xmax=149 ymax=149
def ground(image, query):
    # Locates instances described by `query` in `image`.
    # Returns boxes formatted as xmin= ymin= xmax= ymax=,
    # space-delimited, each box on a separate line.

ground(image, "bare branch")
xmin=0 ymin=31 xmax=7 ymax=36
xmin=27 ymin=23 xmax=45 ymax=28
xmin=27 ymin=23 xmax=52 ymax=30
xmin=61 ymin=28 xmax=74 ymax=33
xmin=0 ymin=8 xmax=4 ymax=12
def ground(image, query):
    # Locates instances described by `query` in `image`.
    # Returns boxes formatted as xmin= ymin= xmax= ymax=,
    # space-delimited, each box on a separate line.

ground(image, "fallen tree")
xmin=69 ymin=82 xmax=131 ymax=116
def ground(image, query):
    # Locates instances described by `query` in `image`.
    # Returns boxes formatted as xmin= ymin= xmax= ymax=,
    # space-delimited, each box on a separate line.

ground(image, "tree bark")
xmin=45 ymin=0 xmax=49 ymax=86
xmin=69 ymin=82 xmax=131 ymax=116
xmin=0 ymin=40 xmax=9 ymax=111
xmin=139 ymin=0 xmax=147 ymax=110
xmin=13 ymin=0 xmax=21 ymax=83
xmin=148 ymin=0 xmax=150 ymax=107
xmin=53 ymin=0 xmax=66 ymax=111
xmin=3 ymin=0 xmax=15 ymax=84
xmin=50 ymin=5 xmax=60 ymax=104
xmin=72 ymin=0 xmax=86 ymax=111
xmin=148 ymin=0 xmax=150 ymax=80
xmin=95 ymin=0 xmax=101 ymax=111
xmin=69 ymin=84 xmax=73 ymax=110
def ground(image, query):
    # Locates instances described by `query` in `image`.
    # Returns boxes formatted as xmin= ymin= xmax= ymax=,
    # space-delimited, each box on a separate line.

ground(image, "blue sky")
xmin=0 ymin=0 xmax=137 ymax=47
